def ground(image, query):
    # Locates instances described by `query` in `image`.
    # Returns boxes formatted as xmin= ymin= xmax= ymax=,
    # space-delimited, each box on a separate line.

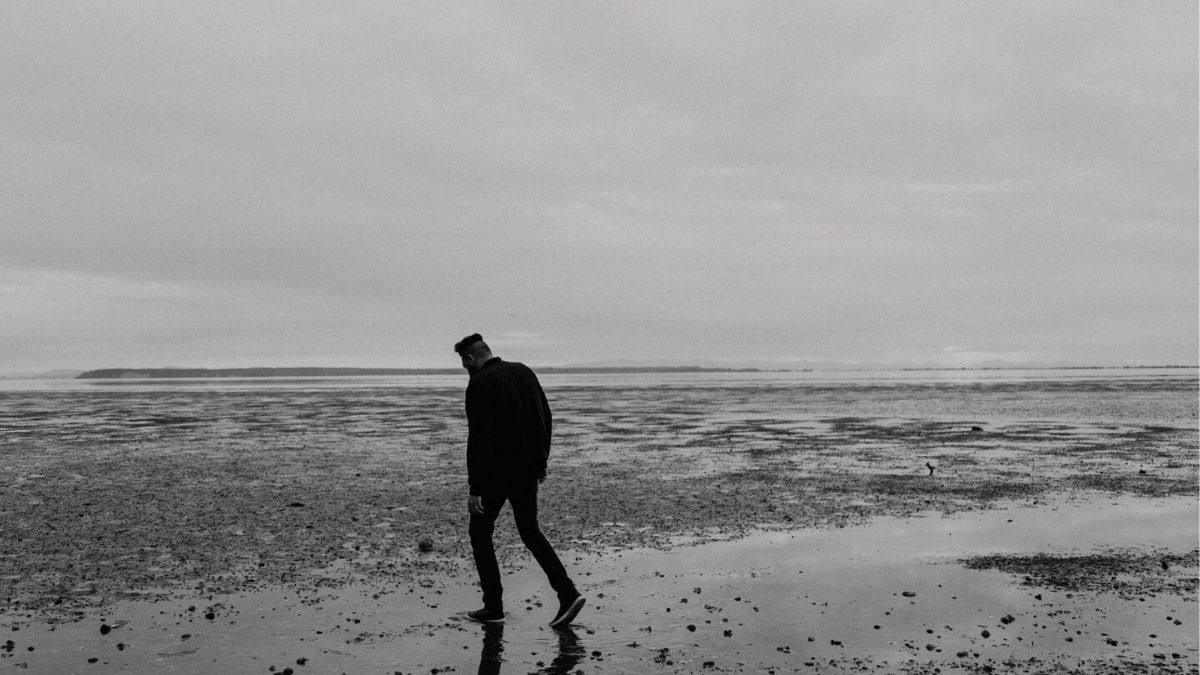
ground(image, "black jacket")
xmin=465 ymin=358 xmax=552 ymax=495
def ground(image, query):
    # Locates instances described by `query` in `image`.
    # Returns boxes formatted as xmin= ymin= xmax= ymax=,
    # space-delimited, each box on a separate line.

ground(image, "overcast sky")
xmin=2 ymin=2 xmax=1196 ymax=371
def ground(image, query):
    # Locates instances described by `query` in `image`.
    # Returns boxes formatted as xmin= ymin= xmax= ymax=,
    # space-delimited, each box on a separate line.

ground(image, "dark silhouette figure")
xmin=454 ymin=333 xmax=585 ymax=628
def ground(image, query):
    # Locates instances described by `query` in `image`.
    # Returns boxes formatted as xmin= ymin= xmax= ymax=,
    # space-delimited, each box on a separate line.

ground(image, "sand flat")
xmin=0 ymin=369 xmax=1195 ymax=673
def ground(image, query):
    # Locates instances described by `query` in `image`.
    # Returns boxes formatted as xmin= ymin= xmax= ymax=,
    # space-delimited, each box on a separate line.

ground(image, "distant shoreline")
xmin=72 ymin=365 xmax=1198 ymax=379
xmin=74 ymin=366 xmax=775 ymax=379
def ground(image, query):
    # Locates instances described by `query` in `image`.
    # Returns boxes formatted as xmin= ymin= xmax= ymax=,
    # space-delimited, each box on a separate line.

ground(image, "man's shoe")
xmin=466 ymin=607 xmax=505 ymax=623
xmin=548 ymin=594 xmax=585 ymax=628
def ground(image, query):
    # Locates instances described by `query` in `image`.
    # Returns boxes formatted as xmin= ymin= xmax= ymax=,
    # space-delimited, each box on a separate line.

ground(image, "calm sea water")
xmin=1 ymin=367 xmax=1195 ymax=393
xmin=1 ymin=368 xmax=1195 ymax=446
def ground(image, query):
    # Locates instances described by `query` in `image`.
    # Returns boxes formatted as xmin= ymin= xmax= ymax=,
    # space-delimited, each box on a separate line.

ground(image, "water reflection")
xmin=476 ymin=624 xmax=584 ymax=675
xmin=476 ymin=624 xmax=504 ymax=675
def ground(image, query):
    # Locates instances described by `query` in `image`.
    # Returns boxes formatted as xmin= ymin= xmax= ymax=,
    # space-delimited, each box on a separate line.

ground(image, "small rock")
xmin=902 ymin=591 xmax=916 ymax=598
xmin=99 ymin=624 xmax=111 ymax=635
xmin=418 ymin=540 xmax=434 ymax=553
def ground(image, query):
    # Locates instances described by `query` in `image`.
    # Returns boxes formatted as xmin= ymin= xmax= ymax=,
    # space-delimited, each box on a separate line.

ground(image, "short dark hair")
xmin=453 ymin=333 xmax=486 ymax=355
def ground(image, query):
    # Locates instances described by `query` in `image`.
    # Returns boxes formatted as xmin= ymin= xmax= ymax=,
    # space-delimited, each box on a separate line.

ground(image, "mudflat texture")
xmin=0 ymin=371 xmax=1196 ymax=673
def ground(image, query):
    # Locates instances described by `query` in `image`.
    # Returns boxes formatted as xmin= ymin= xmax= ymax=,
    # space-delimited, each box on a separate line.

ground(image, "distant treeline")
xmin=76 ymin=366 xmax=767 ymax=379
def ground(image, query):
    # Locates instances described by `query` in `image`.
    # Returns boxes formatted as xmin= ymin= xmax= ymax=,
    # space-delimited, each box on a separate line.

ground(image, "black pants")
xmin=469 ymin=480 xmax=576 ymax=611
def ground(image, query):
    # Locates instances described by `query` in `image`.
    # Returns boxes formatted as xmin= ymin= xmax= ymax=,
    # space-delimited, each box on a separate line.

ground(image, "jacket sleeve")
xmin=540 ymin=384 xmax=552 ymax=449
xmin=533 ymin=375 xmax=552 ymax=478
xmin=465 ymin=383 xmax=486 ymax=495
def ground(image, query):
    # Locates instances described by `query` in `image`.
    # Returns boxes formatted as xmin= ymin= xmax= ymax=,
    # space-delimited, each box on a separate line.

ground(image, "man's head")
xmin=453 ymin=333 xmax=493 ymax=376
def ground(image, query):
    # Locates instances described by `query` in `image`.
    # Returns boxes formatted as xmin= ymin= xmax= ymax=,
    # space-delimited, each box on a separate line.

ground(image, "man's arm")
xmin=534 ymin=374 xmax=552 ymax=482
xmin=540 ymin=385 xmax=552 ymax=444
xmin=465 ymin=383 xmax=485 ymax=496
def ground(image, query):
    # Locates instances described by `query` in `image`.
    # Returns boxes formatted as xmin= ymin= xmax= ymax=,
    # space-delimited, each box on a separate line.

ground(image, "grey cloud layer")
xmin=2 ymin=1 xmax=1196 ymax=369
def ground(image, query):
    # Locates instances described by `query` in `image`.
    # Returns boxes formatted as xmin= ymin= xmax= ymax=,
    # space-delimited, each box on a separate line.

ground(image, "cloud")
xmin=0 ymin=1 xmax=1195 ymax=369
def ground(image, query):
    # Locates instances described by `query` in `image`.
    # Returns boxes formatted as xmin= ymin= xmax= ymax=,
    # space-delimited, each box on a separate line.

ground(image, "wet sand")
xmin=0 ymin=372 xmax=1196 ymax=672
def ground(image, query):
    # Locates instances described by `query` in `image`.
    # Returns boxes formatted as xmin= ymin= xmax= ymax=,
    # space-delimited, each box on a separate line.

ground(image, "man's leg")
xmin=508 ymin=481 xmax=578 ymax=603
xmin=469 ymin=493 xmax=508 ymax=612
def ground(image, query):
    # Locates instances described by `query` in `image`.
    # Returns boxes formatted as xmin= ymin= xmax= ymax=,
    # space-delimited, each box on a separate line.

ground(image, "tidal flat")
xmin=0 ymin=369 xmax=1196 ymax=673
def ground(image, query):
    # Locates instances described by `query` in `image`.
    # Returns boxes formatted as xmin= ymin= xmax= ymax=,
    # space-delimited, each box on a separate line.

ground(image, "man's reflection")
xmin=540 ymin=627 xmax=584 ymax=675
xmin=477 ymin=623 xmax=504 ymax=675
xmin=475 ymin=624 xmax=585 ymax=675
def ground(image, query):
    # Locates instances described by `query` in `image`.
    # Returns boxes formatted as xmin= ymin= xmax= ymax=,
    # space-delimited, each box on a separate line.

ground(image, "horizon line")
xmin=1 ymin=363 xmax=1193 ymax=380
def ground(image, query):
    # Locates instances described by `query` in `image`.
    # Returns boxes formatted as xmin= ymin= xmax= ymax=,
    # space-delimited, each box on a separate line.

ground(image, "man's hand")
xmin=467 ymin=495 xmax=485 ymax=515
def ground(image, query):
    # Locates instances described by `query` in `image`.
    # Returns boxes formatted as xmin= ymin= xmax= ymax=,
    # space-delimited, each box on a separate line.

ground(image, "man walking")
xmin=453 ymin=333 xmax=585 ymax=628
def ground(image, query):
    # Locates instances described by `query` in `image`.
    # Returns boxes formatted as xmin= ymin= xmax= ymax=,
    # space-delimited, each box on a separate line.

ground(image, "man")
xmin=453 ymin=333 xmax=585 ymax=628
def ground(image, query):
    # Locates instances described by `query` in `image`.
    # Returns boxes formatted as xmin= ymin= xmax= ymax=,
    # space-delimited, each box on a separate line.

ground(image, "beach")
xmin=0 ymin=369 xmax=1196 ymax=673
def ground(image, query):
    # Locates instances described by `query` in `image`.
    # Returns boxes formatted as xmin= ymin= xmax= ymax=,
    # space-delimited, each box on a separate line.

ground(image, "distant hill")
xmin=0 ymin=369 xmax=85 ymax=380
xmin=77 ymin=367 xmax=459 ymax=379
xmin=76 ymin=365 xmax=767 ymax=379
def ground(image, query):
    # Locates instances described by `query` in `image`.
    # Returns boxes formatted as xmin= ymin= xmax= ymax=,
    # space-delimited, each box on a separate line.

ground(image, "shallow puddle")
xmin=1 ymin=495 xmax=1195 ymax=674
